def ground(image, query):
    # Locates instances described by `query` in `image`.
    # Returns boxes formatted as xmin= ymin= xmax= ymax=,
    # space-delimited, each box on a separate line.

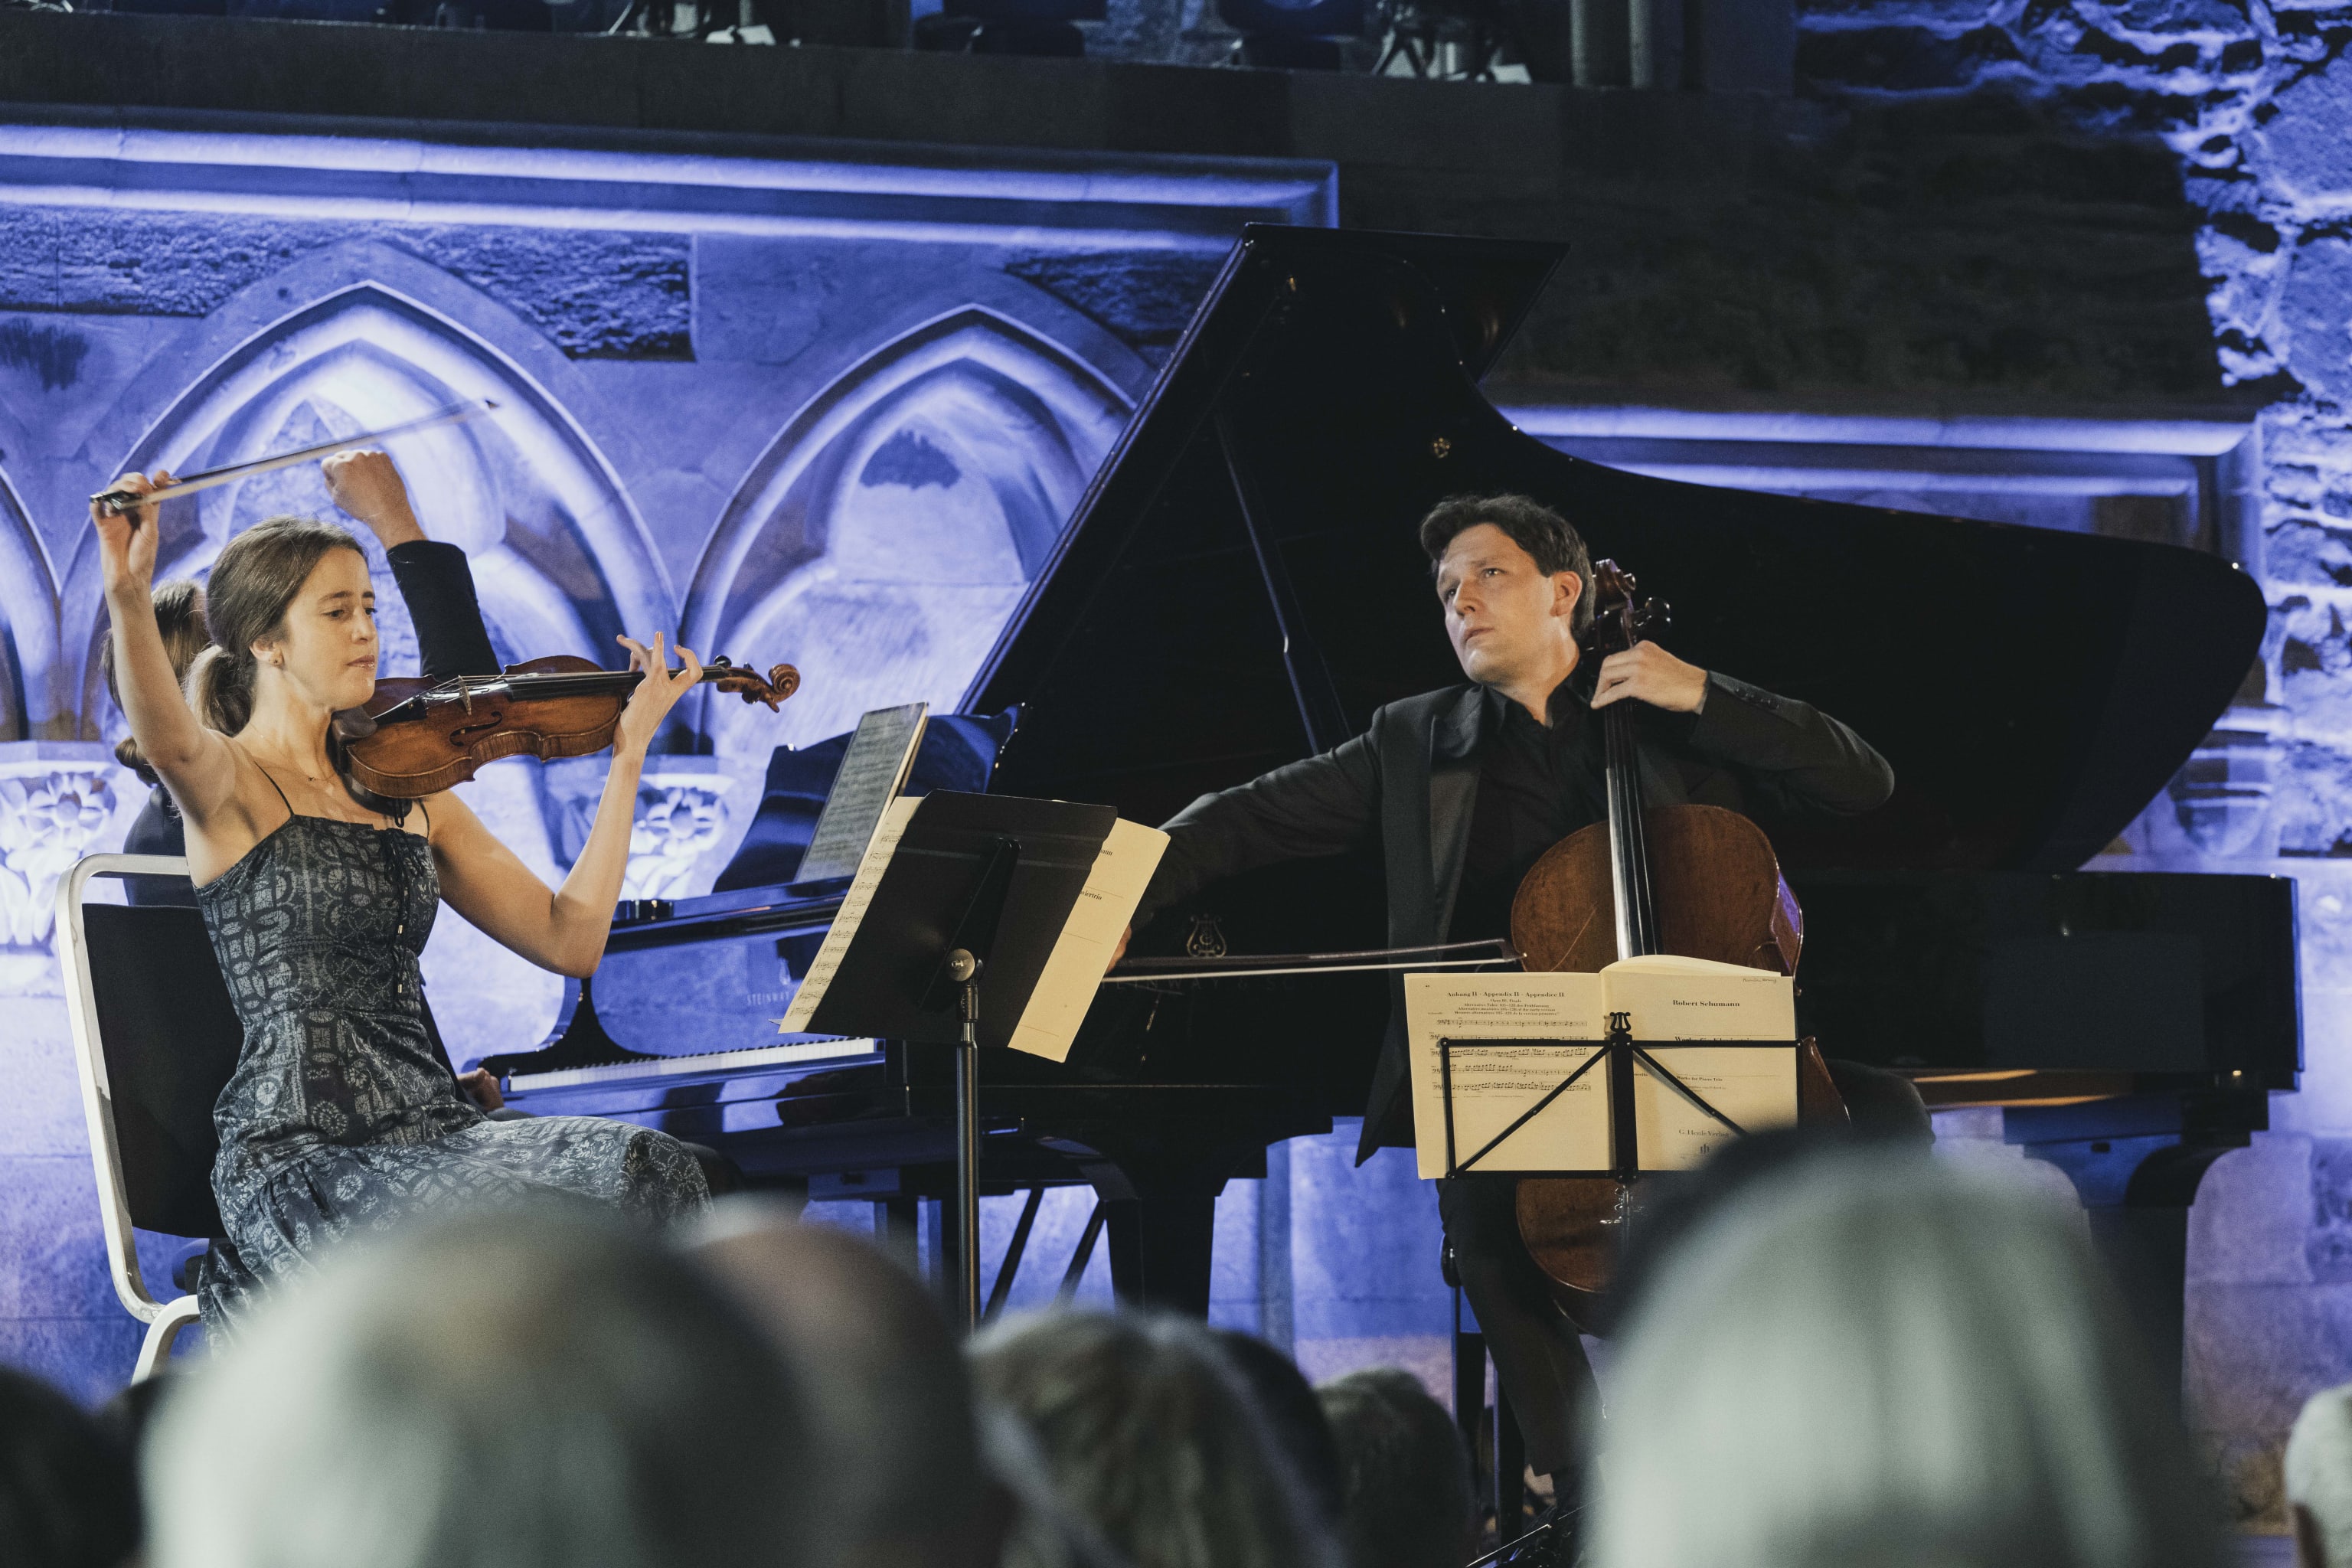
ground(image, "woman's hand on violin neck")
xmin=93 ymin=472 xmax=171 ymax=598
xmin=1590 ymin=642 xmax=1710 ymax=715
xmin=612 ymin=632 xmax=703 ymax=756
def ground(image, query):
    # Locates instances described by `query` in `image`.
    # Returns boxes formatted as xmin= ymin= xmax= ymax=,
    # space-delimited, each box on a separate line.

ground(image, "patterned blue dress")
xmin=193 ymin=808 xmax=709 ymax=1327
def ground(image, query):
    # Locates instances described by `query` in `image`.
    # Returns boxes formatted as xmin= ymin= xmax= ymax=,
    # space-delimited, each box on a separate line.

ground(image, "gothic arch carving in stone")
xmin=61 ymin=275 xmax=668 ymax=739
xmin=684 ymin=306 xmax=1132 ymax=760
xmin=0 ymin=460 xmax=57 ymax=742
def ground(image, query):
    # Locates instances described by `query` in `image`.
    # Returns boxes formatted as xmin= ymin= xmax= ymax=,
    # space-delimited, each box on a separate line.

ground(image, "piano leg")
xmin=877 ymin=1195 xmax=925 ymax=1281
xmin=1071 ymin=1137 xmax=1273 ymax=1315
xmin=2004 ymin=1093 xmax=2265 ymax=1409
xmin=1047 ymin=1105 xmax=1328 ymax=1316
xmin=1102 ymin=1194 xmax=1217 ymax=1315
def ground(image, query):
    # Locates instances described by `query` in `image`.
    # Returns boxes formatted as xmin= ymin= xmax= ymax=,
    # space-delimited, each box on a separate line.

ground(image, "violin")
xmin=336 ymin=655 xmax=799 ymax=799
xmin=1507 ymin=560 xmax=1844 ymax=1325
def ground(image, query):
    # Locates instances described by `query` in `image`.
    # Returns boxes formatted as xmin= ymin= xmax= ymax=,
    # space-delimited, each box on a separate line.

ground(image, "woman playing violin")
xmin=96 ymin=470 xmax=713 ymax=1328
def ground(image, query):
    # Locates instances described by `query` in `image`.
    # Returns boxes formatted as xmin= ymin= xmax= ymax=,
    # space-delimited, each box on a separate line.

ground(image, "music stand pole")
xmin=790 ymin=792 xmax=1118 ymax=1332
xmin=948 ymin=948 xmax=984 ymax=1329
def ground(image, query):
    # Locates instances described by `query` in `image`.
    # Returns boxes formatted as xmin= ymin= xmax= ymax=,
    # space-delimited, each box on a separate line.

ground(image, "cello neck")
xmin=1601 ymin=699 xmax=1658 ymax=960
xmin=1586 ymin=557 xmax=1663 ymax=962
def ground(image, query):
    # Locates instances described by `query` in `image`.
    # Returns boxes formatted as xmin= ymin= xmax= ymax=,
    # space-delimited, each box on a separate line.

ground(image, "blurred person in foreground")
xmin=969 ymin=1309 xmax=1344 ymax=1568
xmin=0 ymin=1364 xmax=139 ymax=1568
xmin=1315 ymin=1367 xmax=1476 ymax=1568
xmin=1592 ymin=1150 xmax=2224 ymax=1568
xmin=2286 ymin=1381 xmax=2352 ymax=1568
xmin=1214 ymin=1329 xmax=1345 ymax=1524
xmin=1602 ymin=1124 xmax=1923 ymax=1338
xmin=690 ymin=1204 xmax=1010 ymax=1568
xmin=145 ymin=1204 xmax=830 ymax=1568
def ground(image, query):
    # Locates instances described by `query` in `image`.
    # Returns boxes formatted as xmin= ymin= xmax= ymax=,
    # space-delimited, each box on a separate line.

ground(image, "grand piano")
xmin=488 ymin=225 xmax=2297 ymax=1369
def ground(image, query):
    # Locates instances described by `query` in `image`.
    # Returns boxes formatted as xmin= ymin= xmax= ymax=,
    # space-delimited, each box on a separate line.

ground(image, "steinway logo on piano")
xmin=746 ymin=957 xmax=798 ymax=1009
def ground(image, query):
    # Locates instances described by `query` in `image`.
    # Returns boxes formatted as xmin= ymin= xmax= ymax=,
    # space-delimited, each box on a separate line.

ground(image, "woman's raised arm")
xmin=93 ymin=476 xmax=244 ymax=829
xmin=430 ymin=632 xmax=703 ymax=978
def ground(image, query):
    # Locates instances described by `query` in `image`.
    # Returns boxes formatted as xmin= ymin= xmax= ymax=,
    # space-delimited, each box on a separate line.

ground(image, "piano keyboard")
xmin=505 ymin=1037 xmax=881 ymax=1092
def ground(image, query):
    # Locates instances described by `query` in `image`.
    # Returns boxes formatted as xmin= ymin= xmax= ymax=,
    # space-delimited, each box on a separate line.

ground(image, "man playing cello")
xmin=1112 ymin=493 xmax=1900 ymax=1553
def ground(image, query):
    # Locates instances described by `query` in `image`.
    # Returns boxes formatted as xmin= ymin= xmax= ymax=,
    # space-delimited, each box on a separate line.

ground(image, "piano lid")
xmin=964 ymin=225 xmax=2268 ymax=874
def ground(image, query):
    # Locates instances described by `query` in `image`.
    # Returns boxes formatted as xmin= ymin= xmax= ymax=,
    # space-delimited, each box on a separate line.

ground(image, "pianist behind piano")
xmin=94 ymin=472 xmax=715 ymax=1331
xmin=1116 ymin=492 xmax=1897 ymax=1531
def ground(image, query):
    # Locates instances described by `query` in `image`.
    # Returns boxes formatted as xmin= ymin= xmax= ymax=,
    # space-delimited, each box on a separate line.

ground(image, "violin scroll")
xmin=702 ymin=656 xmax=801 ymax=711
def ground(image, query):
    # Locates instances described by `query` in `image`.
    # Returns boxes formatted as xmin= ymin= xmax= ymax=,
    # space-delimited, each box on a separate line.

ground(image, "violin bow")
xmin=90 ymin=399 xmax=501 ymax=518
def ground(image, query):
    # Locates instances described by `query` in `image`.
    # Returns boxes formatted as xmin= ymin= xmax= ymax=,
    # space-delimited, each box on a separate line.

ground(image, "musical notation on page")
xmin=796 ymin=703 xmax=927 ymax=884
xmin=778 ymin=795 xmax=922 ymax=1034
xmin=1406 ymin=957 xmax=1800 ymax=1178
xmin=1007 ymin=817 xmax=1168 ymax=1063
xmin=1406 ymin=973 xmax=1611 ymax=1179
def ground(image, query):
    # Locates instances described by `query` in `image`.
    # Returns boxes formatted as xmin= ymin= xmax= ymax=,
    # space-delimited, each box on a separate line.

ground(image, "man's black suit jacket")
xmin=1129 ymin=670 xmax=1896 ymax=1165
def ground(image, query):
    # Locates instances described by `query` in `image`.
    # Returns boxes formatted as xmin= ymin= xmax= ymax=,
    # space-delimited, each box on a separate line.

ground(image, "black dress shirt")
xmin=1451 ymin=677 xmax=1609 ymax=943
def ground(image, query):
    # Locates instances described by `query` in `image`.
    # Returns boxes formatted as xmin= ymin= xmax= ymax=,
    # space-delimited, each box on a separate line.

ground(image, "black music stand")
xmin=795 ymin=790 xmax=1116 ymax=1328
xmin=1439 ymin=1013 xmax=1790 ymax=1178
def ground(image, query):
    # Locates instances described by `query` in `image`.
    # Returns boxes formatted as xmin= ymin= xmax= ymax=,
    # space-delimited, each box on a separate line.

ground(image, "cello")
xmin=1508 ymin=560 xmax=1845 ymax=1325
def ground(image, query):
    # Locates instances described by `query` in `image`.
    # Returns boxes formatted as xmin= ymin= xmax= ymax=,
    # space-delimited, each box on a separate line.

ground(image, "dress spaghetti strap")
xmin=250 ymin=760 xmax=296 ymax=828
xmin=249 ymin=745 xmax=420 ymax=834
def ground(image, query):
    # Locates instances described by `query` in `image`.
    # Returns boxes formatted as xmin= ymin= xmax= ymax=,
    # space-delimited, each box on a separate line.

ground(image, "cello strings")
xmin=1603 ymin=702 xmax=1658 ymax=956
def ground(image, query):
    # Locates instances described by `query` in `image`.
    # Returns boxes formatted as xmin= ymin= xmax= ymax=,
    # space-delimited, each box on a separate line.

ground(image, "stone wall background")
xmin=1777 ymin=0 xmax=2352 ymax=1525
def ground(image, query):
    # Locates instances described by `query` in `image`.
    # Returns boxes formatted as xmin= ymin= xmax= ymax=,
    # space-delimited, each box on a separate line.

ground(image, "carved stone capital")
xmin=2168 ymin=702 xmax=2283 ymax=858
xmin=538 ymin=753 xmax=735 ymax=900
xmin=628 ymin=756 xmax=734 ymax=900
xmin=0 ymin=742 xmax=122 ymax=988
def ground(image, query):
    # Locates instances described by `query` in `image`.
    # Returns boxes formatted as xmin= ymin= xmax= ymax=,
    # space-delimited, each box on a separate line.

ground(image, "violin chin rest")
xmin=331 ymin=707 xmax=378 ymax=741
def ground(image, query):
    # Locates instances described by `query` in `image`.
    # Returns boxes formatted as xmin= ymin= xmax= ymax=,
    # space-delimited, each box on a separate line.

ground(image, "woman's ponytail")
xmin=186 ymin=645 xmax=258 ymax=737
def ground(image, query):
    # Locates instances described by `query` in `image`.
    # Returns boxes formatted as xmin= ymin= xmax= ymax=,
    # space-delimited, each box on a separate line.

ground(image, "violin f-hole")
xmin=447 ymin=714 xmax=505 ymax=746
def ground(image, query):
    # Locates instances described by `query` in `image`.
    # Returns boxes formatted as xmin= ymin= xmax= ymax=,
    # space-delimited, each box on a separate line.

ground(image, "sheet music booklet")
xmin=1406 ymin=956 xmax=1799 ymax=1179
xmin=778 ymin=795 xmax=1168 ymax=1064
xmin=795 ymin=702 xmax=929 ymax=884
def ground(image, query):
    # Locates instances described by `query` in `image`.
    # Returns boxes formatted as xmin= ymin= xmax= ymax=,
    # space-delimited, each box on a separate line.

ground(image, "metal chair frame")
xmin=55 ymin=853 xmax=209 ymax=1380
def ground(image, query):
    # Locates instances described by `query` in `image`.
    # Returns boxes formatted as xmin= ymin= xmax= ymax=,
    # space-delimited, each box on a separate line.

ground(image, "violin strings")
xmin=410 ymin=666 xmax=737 ymax=703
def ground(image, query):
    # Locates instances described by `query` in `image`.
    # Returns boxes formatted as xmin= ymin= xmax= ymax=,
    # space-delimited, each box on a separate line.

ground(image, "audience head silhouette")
xmin=144 ymin=1204 xmax=827 ymax=1568
xmin=970 ymin=1309 xmax=1344 ymax=1568
xmin=1315 ymin=1367 xmax=1475 ymax=1568
xmin=1592 ymin=1151 xmax=2224 ymax=1568
xmin=1213 ymin=1329 xmax=1345 ymax=1522
xmin=0 ymin=1364 xmax=139 ymax=1568
xmin=689 ymin=1204 xmax=1008 ymax=1568
xmin=2288 ymin=1381 xmax=2352 ymax=1568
